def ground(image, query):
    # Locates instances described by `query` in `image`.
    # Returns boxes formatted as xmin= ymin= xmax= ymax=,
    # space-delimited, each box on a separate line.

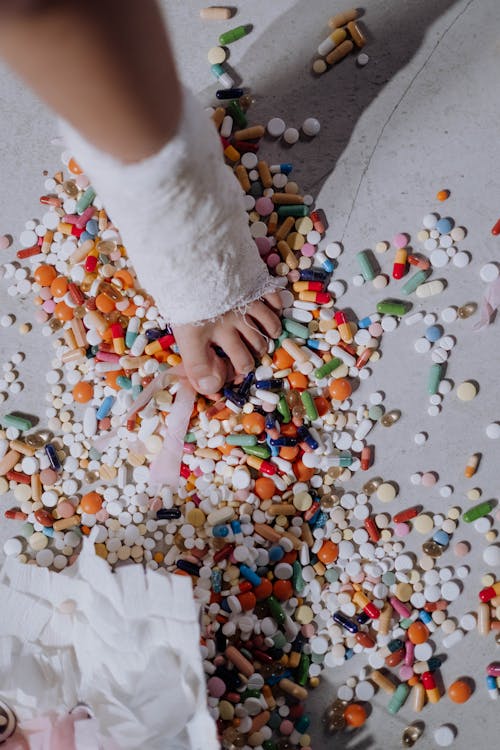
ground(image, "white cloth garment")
xmin=59 ymin=87 xmax=282 ymax=327
xmin=0 ymin=537 xmax=219 ymax=750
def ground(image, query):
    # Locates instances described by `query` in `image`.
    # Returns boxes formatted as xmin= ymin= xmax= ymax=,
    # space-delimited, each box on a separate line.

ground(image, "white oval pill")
xmin=415 ymin=280 xmax=444 ymax=298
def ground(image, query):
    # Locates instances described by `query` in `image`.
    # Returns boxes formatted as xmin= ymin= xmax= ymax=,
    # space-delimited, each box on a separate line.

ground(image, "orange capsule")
xmin=314 ymin=396 xmax=329 ymax=416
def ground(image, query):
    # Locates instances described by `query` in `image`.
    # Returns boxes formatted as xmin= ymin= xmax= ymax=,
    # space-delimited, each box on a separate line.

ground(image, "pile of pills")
xmin=0 ymin=7 xmax=499 ymax=750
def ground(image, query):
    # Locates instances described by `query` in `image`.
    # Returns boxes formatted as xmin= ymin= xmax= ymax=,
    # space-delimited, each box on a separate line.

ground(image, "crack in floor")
xmin=339 ymin=0 xmax=477 ymax=243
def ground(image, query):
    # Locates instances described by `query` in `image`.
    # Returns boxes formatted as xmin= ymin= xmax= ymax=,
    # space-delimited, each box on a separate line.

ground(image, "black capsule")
xmin=216 ymin=87 xmax=244 ymax=100
xmin=156 ymin=508 xmax=181 ymax=520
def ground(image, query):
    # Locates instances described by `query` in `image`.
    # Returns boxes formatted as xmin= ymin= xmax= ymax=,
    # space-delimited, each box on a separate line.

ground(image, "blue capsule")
xmin=212 ymin=525 xmax=229 ymax=538
xmin=299 ymin=268 xmax=328 ymax=282
xmin=269 ymin=436 xmax=298 ymax=447
xmin=333 ymin=611 xmax=358 ymax=633
xmin=239 ymin=564 xmax=261 ymax=586
xmin=230 ymin=520 xmax=242 ymax=534
xmin=255 ymin=379 xmax=281 ymax=391
xmin=237 ymin=371 xmax=254 ymax=397
xmin=223 ymin=388 xmax=246 ymax=407
xmin=358 ymin=313 xmax=380 ymax=328
xmin=297 ymin=426 xmax=319 ymax=450
xmin=44 ymin=443 xmax=61 ymax=471
xmin=419 ymin=610 xmax=433 ymax=625
xmin=96 ymin=395 xmax=115 ymax=420
xmin=433 ymin=529 xmax=450 ymax=547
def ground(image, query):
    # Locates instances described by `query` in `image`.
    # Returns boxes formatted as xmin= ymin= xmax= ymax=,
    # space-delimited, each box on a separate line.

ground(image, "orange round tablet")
xmin=54 ymin=301 xmax=74 ymax=321
xmin=448 ymin=679 xmax=472 ymax=703
xmin=408 ymin=620 xmax=429 ymax=644
xmin=238 ymin=592 xmax=257 ymax=611
xmin=34 ymin=264 xmax=57 ymax=287
xmin=273 ymin=347 xmax=294 ymax=370
xmin=242 ymin=412 xmax=266 ymax=435
xmin=293 ymin=458 xmax=315 ymax=482
xmin=287 ymin=371 xmax=308 ymax=391
xmin=279 ymin=446 xmax=299 ymax=461
xmin=343 ymin=703 xmax=367 ymax=727
xmin=317 ymin=540 xmax=338 ymax=564
xmin=328 ymin=377 xmax=352 ymax=401
xmin=314 ymin=396 xmax=329 ymax=416
xmin=68 ymin=157 xmax=83 ymax=175
xmin=95 ymin=292 xmax=116 ymax=314
xmin=80 ymin=491 xmax=103 ymax=514
xmin=72 ymin=381 xmax=94 ymax=403
xmin=50 ymin=276 xmax=68 ymax=298
xmin=253 ymin=578 xmax=273 ymax=601
xmin=254 ymin=476 xmax=277 ymax=501
xmin=436 ymin=189 xmax=450 ymax=201
xmin=273 ymin=580 xmax=293 ymax=601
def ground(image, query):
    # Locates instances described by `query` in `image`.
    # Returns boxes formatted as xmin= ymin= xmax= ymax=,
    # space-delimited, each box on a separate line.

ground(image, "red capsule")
xmin=214 ymin=544 xmax=235 ymax=563
xmin=393 ymin=506 xmax=421 ymax=523
xmin=4 ymin=508 xmax=28 ymax=521
xmin=85 ymin=254 xmax=98 ymax=273
xmin=71 ymin=225 xmax=84 ymax=238
xmin=40 ymin=195 xmax=62 ymax=207
xmin=392 ymin=248 xmax=407 ymax=279
xmin=6 ymin=470 xmax=31 ymax=485
xmin=34 ymin=508 xmax=54 ymax=527
xmin=360 ymin=445 xmax=372 ymax=471
xmin=232 ymin=140 xmax=260 ymax=153
xmin=17 ymin=245 xmax=42 ymax=259
xmin=407 ymin=253 xmax=430 ymax=270
xmin=180 ymin=463 xmax=191 ymax=479
xmin=385 ymin=648 xmax=405 ymax=667
xmin=310 ymin=209 xmax=326 ymax=234
xmin=491 ymin=218 xmax=500 ymax=235
xmin=303 ymin=501 xmax=320 ymax=521
xmin=355 ymin=631 xmax=376 ymax=648
xmin=364 ymin=516 xmax=380 ymax=542
xmin=355 ymin=348 xmax=374 ymax=369
xmin=68 ymin=282 xmax=85 ymax=305
xmin=421 ymin=671 xmax=437 ymax=689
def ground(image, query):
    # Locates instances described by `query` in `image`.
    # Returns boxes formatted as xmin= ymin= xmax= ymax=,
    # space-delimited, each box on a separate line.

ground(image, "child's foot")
xmin=172 ymin=292 xmax=282 ymax=394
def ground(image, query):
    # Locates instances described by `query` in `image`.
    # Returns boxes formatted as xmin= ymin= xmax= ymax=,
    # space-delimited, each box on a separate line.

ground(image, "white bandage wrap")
xmin=0 ymin=540 xmax=219 ymax=750
xmin=60 ymin=87 xmax=282 ymax=326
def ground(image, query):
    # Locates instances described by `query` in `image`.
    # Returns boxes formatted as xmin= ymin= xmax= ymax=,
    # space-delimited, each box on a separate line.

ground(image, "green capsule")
xmin=387 ymin=683 xmax=409 ymax=714
xmin=271 ymin=631 xmax=287 ymax=649
xmin=227 ymin=100 xmax=247 ymax=128
xmin=277 ymin=205 xmax=309 ymax=218
xmin=268 ymin=594 xmax=286 ymax=625
xmin=241 ymin=688 xmax=262 ymax=700
xmin=376 ymin=300 xmax=408 ymax=316
xmin=356 ymin=249 xmax=377 ymax=281
xmin=116 ymin=375 xmax=132 ymax=390
xmin=427 ymin=363 xmax=442 ymax=395
xmin=277 ymin=395 xmax=291 ymax=423
xmin=399 ymin=617 xmax=414 ymax=630
xmin=0 ymin=413 xmax=33 ymax=431
xmin=219 ymin=24 xmax=251 ymax=45
xmin=462 ymin=500 xmax=493 ymax=523
xmin=401 ymin=269 xmax=430 ymax=295
xmin=76 ymin=186 xmax=96 ymax=214
xmin=243 ymin=444 xmax=271 ymax=459
xmin=226 ymin=433 xmax=257 ymax=446
xmin=315 ymin=357 xmax=342 ymax=379
xmin=283 ymin=318 xmax=309 ymax=339
xmin=292 ymin=560 xmax=306 ymax=592
xmin=296 ymin=653 xmax=310 ymax=685
xmin=300 ymin=390 xmax=318 ymax=421
xmin=184 ymin=431 xmax=197 ymax=443
xmin=20 ymin=522 xmax=34 ymax=539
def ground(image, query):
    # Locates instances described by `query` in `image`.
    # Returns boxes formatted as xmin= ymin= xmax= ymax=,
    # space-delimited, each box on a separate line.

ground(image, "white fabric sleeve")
xmin=59 ymin=86 xmax=282 ymax=327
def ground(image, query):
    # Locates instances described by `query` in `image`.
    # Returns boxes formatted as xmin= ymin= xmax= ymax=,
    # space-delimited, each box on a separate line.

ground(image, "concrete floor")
xmin=1 ymin=0 xmax=499 ymax=747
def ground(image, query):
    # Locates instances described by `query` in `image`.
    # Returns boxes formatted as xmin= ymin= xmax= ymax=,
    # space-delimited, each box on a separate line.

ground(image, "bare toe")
xmin=236 ymin=316 xmax=268 ymax=356
xmin=263 ymin=291 xmax=284 ymax=312
xmin=247 ymin=299 xmax=282 ymax=338
xmin=215 ymin=328 xmax=255 ymax=375
xmin=173 ymin=325 xmax=227 ymax=394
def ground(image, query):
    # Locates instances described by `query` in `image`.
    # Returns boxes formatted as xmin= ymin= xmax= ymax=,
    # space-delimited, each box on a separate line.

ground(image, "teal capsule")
xmin=271 ymin=631 xmax=287 ymax=649
xmin=401 ymin=269 xmax=430 ymax=295
xmin=376 ymin=300 xmax=408 ymax=316
xmin=20 ymin=522 xmax=34 ymax=539
xmin=76 ymin=186 xmax=96 ymax=214
xmin=226 ymin=433 xmax=257 ymax=446
xmin=462 ymin=501 xmax=493 ymax=523
xmin=314 ymin=357 xmax=342 ymax=379
xmin=0 ymin=413 xmax=33 ymax=431
xmin=356 ymin=249 xmax=377 ymax=281
xmin=292 ymin=560 xmax=306 ymax=592
xmin=300 ymin=391 xmax=318 ymax=421
xmin=283 ymin=318 xmax=309 ymax=339
xmin=219 ymin=24 xmax=251 ymax=45
xmin=277 ymin=205 xmax=309 ymax=218
xmin=268 ymin=595 xmax=285 ymax=625
xmin=116 ymin=375 xmax=132 ymax=390
xmin=227 ymin=100 xmax=247 ymax=128
xmin=243 ymin=444 xmax=271 ymax=459
xmin=387 ymin=683 xmax=409 ymax=714
xmin=399 ymin=617 xmax=414 ymax=629
xmin=427 ymin=363 xmax=442 ymax=395
xmin=277 ymin=395 xmax=291 ymax=423
xmin=184 ymin=432 xmax=197 ymax=443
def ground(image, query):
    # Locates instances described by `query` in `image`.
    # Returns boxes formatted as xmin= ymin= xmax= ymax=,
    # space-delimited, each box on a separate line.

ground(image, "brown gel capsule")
xmin=326 ymin=39 xmax=354 ymax=65
xmin=328 ymin=9 xmax=358 ymax=29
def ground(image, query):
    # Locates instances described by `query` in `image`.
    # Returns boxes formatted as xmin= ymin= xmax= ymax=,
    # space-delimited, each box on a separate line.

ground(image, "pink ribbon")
xmin=3 ymin=712 xmax=119 ymax=750
xmin=93 ymin=364 xmax=196 ymax=488
xmin=473 ymin=276 xmax=500 ymax=330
